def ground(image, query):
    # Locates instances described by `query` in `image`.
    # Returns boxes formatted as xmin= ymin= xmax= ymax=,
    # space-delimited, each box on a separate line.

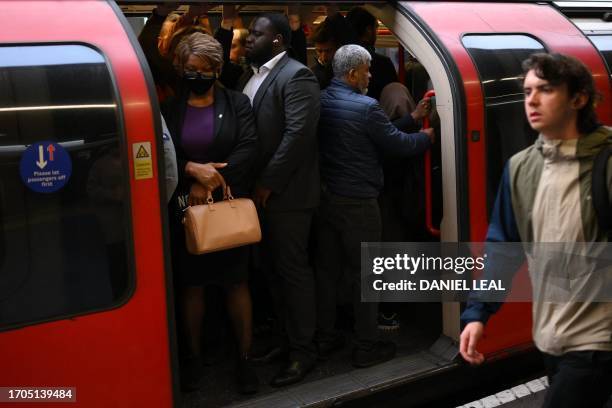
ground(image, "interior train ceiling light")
xmin=0 ymin=104 xmax=116 ymax=112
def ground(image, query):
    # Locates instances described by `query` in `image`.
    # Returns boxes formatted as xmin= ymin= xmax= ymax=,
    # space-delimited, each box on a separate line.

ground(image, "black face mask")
xmin=183 ymin=72 xmax=217 ymax=95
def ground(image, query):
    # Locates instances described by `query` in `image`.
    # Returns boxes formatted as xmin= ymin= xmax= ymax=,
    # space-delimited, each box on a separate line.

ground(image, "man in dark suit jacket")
xmin=346 ymin=7 xmax=398 ymax=101
xmin=239 ymin=13 xmax=321 ymax=387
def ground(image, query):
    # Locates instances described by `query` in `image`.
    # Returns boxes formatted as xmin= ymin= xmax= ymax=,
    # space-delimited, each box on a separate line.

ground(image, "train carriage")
xmin=0 ymin=1 xmax=610 ymax=406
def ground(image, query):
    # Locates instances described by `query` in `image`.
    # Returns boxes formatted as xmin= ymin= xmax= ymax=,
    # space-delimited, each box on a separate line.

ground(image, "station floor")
xmin=458 ymin=377 xmax=612 ymax=408
xmin=498 ymin=392 xmax=546 ymax=408
xmin=457 ymin=377 xmax=548 ymax=408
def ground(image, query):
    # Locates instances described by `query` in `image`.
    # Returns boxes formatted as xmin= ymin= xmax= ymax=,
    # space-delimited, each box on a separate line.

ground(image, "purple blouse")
xmin=181 ymin=104 xmax=215 ymax=161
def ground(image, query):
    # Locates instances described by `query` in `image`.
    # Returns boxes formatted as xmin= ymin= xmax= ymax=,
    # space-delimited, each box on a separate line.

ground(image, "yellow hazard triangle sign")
xmin=132 ymin=142 xmax=153 ymax=180
xmin=136 ymin=145 xmax=150 ymax=158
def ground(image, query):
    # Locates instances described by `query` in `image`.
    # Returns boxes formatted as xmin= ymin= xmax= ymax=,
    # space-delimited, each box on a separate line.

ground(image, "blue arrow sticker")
xmin=19 ymin=141 xmax=72 ymax=193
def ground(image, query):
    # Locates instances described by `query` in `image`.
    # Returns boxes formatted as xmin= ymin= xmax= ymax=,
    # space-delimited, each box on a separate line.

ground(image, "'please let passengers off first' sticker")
xmin=132 ymin=141 xmax=153 ymax=180
xmin=19 ymin=141 xmax=72 ymax=193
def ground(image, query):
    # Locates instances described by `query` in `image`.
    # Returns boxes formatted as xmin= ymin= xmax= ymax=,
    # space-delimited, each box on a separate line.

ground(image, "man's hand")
xmin=253 ymin=186 xmax=272 ymax=208
xmin=188 ymin=182 xmax=209 ymax=206
xmin=221 ymin=5 xmax=244 ymax=29
xmin=412 ymin=97 xmax=431 ymax=121
xmin=185 ymin=162 xmax=227 ymax=192
xmin=421 ymin=127 xmax=435 ymax=144
xmin=459 ymin=321 xmax=485 ymax=365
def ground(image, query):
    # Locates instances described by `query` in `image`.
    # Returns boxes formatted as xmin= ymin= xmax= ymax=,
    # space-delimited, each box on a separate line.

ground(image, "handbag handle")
xmin=223 ymin=186 xmax=234 ymax=201
xmin=203 ymin=186 xmax=234 ymax=208
xmin=203 ymin=186 xmax=233 ymax=203
xmin=181 ymin=190 xmax=215 ymax=222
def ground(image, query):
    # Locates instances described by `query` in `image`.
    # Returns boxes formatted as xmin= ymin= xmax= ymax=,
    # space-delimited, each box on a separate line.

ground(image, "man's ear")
xmin=572 ymin=92 xmax=589 ymax=110
xmin=344 ymin=69 xmax=357 ymax=86
xmin=347 ymin=68 xmax=357 ymax=83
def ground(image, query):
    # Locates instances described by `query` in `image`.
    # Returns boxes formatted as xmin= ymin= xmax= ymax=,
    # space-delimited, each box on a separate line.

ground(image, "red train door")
xmin=0 ymin=1 xmax=177 ymax=406
xmin=403 ymin=1 xmax=611 ymax=355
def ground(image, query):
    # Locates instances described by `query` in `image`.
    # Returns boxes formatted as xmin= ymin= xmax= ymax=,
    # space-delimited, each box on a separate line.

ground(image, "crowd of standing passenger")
xmin=138 ymin=4 xmax=435 ymax=394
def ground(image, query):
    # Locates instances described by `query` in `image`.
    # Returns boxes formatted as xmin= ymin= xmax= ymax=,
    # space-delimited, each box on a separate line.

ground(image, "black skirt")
xmin=168 ymin=188 xmax=249 ymax=288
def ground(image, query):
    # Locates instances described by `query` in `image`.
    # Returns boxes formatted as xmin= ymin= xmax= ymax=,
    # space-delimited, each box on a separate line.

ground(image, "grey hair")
xmin=332 ymin=44 xmax=371 ymax=78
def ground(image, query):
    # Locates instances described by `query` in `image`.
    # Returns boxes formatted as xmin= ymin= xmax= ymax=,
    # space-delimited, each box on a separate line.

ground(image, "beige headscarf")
xmin=379 ymin=82 xmax=416 ymax=120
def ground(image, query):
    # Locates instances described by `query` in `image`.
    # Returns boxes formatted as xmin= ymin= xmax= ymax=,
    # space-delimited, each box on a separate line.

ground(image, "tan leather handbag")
xmin=182 ymin=187 xmax=261 ymax=255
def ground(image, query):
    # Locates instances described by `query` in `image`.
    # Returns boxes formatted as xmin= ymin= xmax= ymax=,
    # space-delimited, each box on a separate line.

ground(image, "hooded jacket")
xmin=462 ymin=126 xmax=612 ymax=355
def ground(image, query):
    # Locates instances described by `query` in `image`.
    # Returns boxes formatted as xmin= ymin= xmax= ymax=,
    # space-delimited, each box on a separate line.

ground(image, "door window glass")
xmin=0 ymin=44 xmax=131 ymax=330
xmin=462 ymin=35 xmax=545 ymax=214
xmin=589 ymin=35 xmax=612 ymax=79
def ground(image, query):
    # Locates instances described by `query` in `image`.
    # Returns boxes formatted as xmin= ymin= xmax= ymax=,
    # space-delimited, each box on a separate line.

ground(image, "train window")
xmin=0 ymin=44 xmax=131 ymax=330
xmin=589 ymin=35 xmax=612 ymax=79
xmin=462 ymin=35 xmax=543 ymax=215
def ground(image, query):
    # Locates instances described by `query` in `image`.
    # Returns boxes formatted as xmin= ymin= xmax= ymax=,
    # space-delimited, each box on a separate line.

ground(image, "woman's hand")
xmin=412 ymin=97 xmax=432 ymax=121
xmin=185 ymin=162 xmax=227 ymax=192
xmin=188 ymin=182 xmax=209 ymax=206
xmin=155 ymin=2 xmax=179 ymax=17
xmin=185 ymin=4 xmax=214 ymax=19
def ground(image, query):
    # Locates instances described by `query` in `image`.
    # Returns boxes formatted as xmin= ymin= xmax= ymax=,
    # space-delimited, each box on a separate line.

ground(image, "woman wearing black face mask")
xmin=161 ymin=32 xmax=259 ymax=394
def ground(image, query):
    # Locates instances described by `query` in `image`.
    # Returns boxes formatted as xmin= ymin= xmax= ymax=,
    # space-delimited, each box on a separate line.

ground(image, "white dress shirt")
xmin=242 ymin=51 xmax=287 ymax=105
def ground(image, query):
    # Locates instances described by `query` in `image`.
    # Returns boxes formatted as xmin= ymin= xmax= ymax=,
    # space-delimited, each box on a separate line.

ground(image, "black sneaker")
xmin=351 ymin=341 xmax=397 ymax=368
xmin=315 ymin=333 xmax=346 ymax=360
xmin=378 ymin=312 xmax=400 ymax=331
xmin=180 ymin=355 xmax=204 ymax=392
xmin=236 ymin=356 xmax=259 ymax=395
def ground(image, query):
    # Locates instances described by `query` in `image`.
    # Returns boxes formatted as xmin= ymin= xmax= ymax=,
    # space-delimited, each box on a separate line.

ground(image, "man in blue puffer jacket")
xmin=314 ymin=44 xmax=435 ymax=367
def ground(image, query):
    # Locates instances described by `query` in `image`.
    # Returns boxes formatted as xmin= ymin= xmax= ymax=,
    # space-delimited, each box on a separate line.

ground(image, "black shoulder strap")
xmin=592 ymin=145 xmax=612 ymax=241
